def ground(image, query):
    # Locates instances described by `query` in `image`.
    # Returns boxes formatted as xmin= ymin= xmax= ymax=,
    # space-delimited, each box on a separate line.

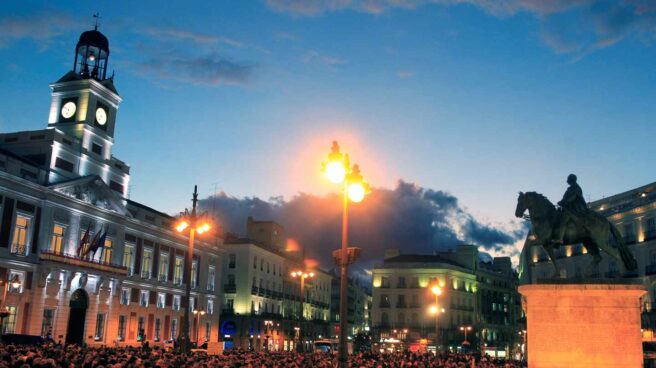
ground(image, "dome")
xmin=76 ymin=29 xmax=109 ymax=51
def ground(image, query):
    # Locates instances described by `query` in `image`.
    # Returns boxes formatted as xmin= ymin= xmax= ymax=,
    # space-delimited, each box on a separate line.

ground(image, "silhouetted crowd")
xmin=0 ymin=344 xmax=525 ymax=368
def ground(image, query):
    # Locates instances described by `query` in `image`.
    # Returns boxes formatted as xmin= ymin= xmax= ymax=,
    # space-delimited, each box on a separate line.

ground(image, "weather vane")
xmin=93 ymin=12 xmax=101 ymax=30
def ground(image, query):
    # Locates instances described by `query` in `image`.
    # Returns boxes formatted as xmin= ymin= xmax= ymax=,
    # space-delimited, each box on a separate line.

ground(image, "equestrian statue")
xmin=516 ymin=174 xmax=637 ymax=280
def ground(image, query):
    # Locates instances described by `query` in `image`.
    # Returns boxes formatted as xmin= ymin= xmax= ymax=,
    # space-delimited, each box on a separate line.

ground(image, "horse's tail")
xmin=609 ymin=222 xmax=638 ymax=271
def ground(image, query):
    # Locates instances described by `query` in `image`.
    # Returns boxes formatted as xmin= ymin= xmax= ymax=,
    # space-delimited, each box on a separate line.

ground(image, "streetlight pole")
xmin=193 ymin=309 xmax=206 ymax=346
xmin=0 ymin=275 xmax=21 ymax=342
xmin=291 ymin=270 xmax=314 ymax=352
xmin=175 ymin=185 xmax=211 ymax=354
xmin=322 ymin=141 xmax=369 ymax=368
xmin=430 ymin=286 xmax=443 ymax=353
xmin=460 ymin=326 xmax=472 ymax=345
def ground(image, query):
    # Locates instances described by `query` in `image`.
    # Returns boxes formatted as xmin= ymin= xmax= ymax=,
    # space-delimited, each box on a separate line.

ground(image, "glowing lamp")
xmin=431 ymin=286 xmax=442 ymax=296
xmin=89 ymin=52 xmax=96 ymax=62
xmin=324 ymin=161 xmax=346 ymax=184
xmin=291 ymin=272 xmax=297 ymax=277
xmin=429 ymin=305 xmax=438 ymax=315
xmin=348 ymin=182 xmax=366 ymax=202
xmin=309 ymin=272 xmax=315 ymax=277
xmin=175 ymin=221 xmax=189 ymax=233
xmin=10 ymin=277 xmax=21 ymax=290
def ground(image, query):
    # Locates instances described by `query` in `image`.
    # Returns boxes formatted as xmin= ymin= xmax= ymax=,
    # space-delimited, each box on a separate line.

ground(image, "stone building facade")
xmin=0 ymin=26 xmax=224 ymax=347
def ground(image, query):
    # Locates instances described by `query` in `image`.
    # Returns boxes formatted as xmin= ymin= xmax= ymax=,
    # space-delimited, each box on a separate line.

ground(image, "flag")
xmin=95 ymin=230 xmax=108 ymax=260
xmin=77 ymin=224 xmax=91 ymax=257
xmin=83 ymin=229 xmax=102 ymax=258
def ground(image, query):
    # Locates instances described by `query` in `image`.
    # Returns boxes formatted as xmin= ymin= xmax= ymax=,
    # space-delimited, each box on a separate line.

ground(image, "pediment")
xmin=50 ymin=175 xmax=131 ymax=217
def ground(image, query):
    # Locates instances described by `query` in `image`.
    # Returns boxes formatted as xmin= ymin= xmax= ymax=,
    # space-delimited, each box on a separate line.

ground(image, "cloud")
xmin=0 ymin=12 xmax=83 ymax=50
xmin=397 ymin=70 xmax=414 ymax=78
xmin=302 ymin=50 xmax=347 ymax=69
xmin=266 ymin=0 xmax=656 ymax=57
xmin=199 ymin=180 xmax=526 ymax=271
xmin=141 ymin=25 xmax=245 ymax=48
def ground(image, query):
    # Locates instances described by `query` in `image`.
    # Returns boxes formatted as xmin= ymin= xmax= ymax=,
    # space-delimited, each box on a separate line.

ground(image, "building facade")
xmin=372 ymin=245 xmax=522 ymax=356
xmin=530 ymin=181 xmax=656 ymax=338
xmin=0 ymin=27 xmax=224 ymax=347
xmin=330 ymin=272 xmax=371 ymax=338
xmin=220 ymin=218 xmax=332 ymax=351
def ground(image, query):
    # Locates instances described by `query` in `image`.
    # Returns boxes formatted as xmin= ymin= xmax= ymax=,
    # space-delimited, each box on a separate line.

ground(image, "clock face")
xmin=61 ymin=101 xmax=76 ymax=119
xmin=95 ymin=107 xmax=107 ymax=126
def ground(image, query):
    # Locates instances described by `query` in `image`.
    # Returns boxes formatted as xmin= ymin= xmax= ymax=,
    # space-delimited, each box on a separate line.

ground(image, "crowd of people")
xmin=0 ymin=343 xmax=525 ymax=368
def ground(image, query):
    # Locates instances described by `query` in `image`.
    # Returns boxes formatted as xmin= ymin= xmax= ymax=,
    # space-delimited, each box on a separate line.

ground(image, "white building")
xmin=0 ymin=26 xmax=224 ymax=347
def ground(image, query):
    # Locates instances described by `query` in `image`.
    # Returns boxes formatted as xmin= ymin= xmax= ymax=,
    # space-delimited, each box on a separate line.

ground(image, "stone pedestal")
xmin=519 ymin=282 xmax=646 ymax=368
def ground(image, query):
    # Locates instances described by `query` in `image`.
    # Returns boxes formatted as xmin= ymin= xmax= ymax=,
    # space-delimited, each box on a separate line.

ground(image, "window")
xmin=11 ymin=214 xmax=31 ymax=256
xmin=140 ymin=290 xmax=149 ymax=307
xmin=157 ymin=293 xmax=165 ymax=309
xmin=397 ymin=276 xmax=406 ymax=288
xmin=228 ymin=274 xmax=235 ymax=286
xmin=118 ymin=315 xmax=126 ymax=340
xmin=1 ymin=306 xmax=17 ymax=334
xmin=154 ymin=318 xmax=161 ymax=341
xmin=123 ymin=244 xmax=134 ymax=275
xmin=260 ymin=259 xmax=264 ymax=271
xmin=228 ymin=254 xmax=236 ymax=268
xmin=226 ymin=299 xmax=234 ymax=311
xmin=101 ymin=238 xmax=113 ymax=264
xmin=191 ymin=260 xmax=198 ymax=288
xmin=253 ymin=256 xmax=257 ymax=269
xmin=141 ymin=248 xmax=153 ymax=278
xmin=624 ymin=223 xmax=635 ymax=242
xmin=171 ymin=319 xmax=178 ymax=340
xmin=207 ymin=265 xmax=215 ymax=291
xmin=95 ymin=313 xmax=105 ymax=340
xmin=51 ymin=224 xmax=65 ymax=254
xmin=55 ymin=157 xmax=74 ymax=172
xmin=92 ymin=142 xmax=103 ymax=155
xmin=41 ymin=309 xmax=55 ymax=337
xmin=120 ymin=288 xmax=130 ymax=305
xmin=207 ymin=299 xmax=214 ymax=315
xmin=189 ymin=297 xmax=195 ymax=312
xmin=173 ymin=295 xmax=181 ymax=311
xmin=174 ymin=256 xmax=184 ymax=285
xmin=137 ymin=317 xmax=145 ymax=341
xmin=381 ymin=276 xmax=390 ymax=288
xmin=205 ymin=321 xmax=211 ymax=342
xmin=158 ymin=252 xmax=169 ymax=281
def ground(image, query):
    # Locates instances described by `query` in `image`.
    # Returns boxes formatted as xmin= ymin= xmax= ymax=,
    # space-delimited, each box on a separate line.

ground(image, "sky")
xmin=1 ymin=0 xmax=655 ymax=268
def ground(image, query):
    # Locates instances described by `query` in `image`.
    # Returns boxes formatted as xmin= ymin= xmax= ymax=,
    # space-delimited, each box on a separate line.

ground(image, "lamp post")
xmin=0 ymin=275 xmax=21 ymax=341
xmin=322 ymin=141 xmax=369 ymax=368
xmin=429 ymin=285 xmax=443 ymax=353
xmin=460 ymin=326 xmax=472 ymax=346
xmin=291 ymin=270 xmax=314 ymax=352
xmin=192 ymin=309 xmax=206 ymax=346
xmin=518 ymin=329 xmax=527 ymax=361
xmin=264 ymin=320 xmax=274 ymax=351
xmin=174 ymin=185 xmax=211 ymax=354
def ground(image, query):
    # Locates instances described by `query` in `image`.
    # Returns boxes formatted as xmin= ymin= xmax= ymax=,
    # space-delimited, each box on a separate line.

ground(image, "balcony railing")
xmin=224 ymin=284 xmax=237 ymax=293
xmin=379 ymin=301 xmax=391 ymax=308
xmin=40 ymin=250 xmax=128 ymax=275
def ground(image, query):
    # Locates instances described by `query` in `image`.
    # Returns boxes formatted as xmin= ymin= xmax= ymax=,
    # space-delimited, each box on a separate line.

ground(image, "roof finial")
xmin=92 ymin=12 xmax=101 ymax=31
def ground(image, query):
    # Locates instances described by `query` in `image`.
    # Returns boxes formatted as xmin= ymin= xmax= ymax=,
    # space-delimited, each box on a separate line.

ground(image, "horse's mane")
xmin=525 ymin=191 xmax=556 ymax=211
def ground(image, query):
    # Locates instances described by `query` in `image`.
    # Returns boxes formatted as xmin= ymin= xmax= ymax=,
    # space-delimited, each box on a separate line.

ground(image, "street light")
xmin=322 ymin=141 xmax=370 ymax=368
xmin=174 ymin=185 xmax=212 ymax=354
xmin=264 ymin=320 xmax=274 ymax=351
xmin=460 ymin=326 xmax=472 ymax=345
xmin=291 ymin=270 xmax=314 ymax=352
xmin=192 ymin=309 xmax=206 ymax=346
xmin=429 ymin=285 xmax=443 ymax=352
xmin=518 ymin=329 xmax=527 ymax=361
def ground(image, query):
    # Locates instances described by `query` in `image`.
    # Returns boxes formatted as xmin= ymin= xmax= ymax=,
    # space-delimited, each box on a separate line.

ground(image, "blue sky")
xmin=1 ymin=1 xmax=655 ymax=261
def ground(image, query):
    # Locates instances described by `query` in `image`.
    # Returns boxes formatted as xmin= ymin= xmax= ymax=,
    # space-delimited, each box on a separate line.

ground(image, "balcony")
xmin=40 ymin=250 xmax=128 ymax=275
xmin=158 ymin=274 xmax=168 ymax=283
xmin=224 ymin=284 xmax=237 ymax=293
xmin=251 ymin=286 xmax=259 ymax=295
xmin=379 ymin=301 xmax=391 ymax=308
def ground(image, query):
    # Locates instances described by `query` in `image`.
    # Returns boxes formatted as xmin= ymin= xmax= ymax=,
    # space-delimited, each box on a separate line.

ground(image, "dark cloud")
xmin=265 ymin=0 xmax=656 ymax=57
xmin=199 ymin=180 xmax=525 ymax=270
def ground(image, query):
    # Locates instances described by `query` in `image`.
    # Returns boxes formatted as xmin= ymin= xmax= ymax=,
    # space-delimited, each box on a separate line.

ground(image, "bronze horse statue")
xmin=515 ymin=191 xmax=637 ymax=278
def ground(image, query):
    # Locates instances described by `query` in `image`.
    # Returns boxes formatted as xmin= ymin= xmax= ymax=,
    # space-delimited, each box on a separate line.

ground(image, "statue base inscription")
xmin=519 ymin=281 xmax=646 ymax=368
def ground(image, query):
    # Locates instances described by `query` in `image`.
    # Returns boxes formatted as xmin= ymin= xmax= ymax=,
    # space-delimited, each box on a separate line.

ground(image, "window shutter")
xmin=153 ymin=243 xmax=160 ymax=276
xmin=134 ymin=238 xmax=143 ymax=273
xmin=168 ymin=250 xmax=175 ymax=282
xmin=31 ymin=208 xmax=41 ymax=254
xmin=24 ymin=271 xmax=33 ymax=290
xmin=131 ymin=288 xmax=139 ymax=303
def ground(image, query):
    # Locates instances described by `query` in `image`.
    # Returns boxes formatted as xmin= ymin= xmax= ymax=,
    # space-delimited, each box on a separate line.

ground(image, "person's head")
xmin=567 ymin=174 xmax=577 ymax=185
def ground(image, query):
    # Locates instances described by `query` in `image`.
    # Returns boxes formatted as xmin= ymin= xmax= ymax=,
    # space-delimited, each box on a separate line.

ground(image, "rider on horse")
xmin=552 ymin=174 xmax=588 ymax=245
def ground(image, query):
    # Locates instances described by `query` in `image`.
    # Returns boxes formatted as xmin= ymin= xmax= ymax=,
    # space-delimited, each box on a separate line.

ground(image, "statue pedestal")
xmin=519 ymin=282 xmax=646 ymax=368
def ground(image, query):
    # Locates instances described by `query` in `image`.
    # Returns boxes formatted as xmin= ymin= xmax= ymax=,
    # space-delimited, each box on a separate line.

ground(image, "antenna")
xmin=93 ymin=13 xmax=101 ymax=30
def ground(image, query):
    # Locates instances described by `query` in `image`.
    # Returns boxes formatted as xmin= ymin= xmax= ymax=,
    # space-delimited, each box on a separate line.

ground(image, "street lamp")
xmin=429 ymin=285 xmax=443 ymax=352
xmin=291 ymin=270 xmax=314 ymax=352
xmin=174 ymin=185 xmax=211 ymax=354
xmin=518 ymin=329 xmax=527 ymax=361
xmin=322 ymin=141 xmax=370 ymax=368
xmin=264 ymin=320 xmax=274 ymax=351
xmin=460 ymin=326 xmax=472 ymax=345
xmin=192 ymin=309 xmax=206 ymax=346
